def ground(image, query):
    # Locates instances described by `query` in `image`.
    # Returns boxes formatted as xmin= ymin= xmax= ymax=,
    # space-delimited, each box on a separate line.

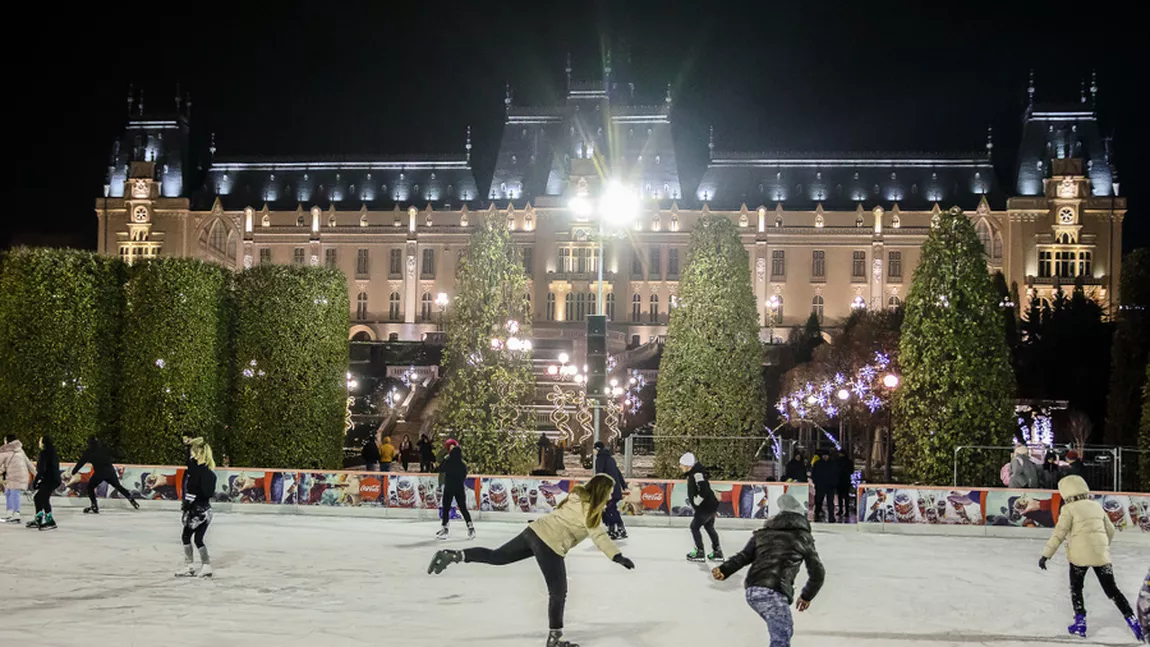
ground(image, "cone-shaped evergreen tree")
xmin=436 ymin=214 xmax=535 ymax=474
xmin=655 ymin=215 xmax=764 ymax=478
xmin=894 ymin=207 xmax=1016 ymax=485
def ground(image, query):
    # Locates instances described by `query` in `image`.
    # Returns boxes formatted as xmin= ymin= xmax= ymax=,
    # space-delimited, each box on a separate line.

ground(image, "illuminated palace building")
xmin=97 ymin=67 xmax=1125 ymax=352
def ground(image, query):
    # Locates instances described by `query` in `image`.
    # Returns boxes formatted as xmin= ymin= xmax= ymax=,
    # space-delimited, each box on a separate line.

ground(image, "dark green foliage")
xmin=436 ymin=215 xmax=536 ymax=474
xmin=119 ymin=258 xmax=233 ymax=465
xmin=1140 ymin=362 xmax=1150 ymax=490
xmin=231 ymin=265 xmax=348 ymax=469
xmin=1105 ymin=248 xmax=1150 ymax=447
xmin=893 ymin=208 xmax=1016 ymax=485
xmin=656 ymin=216 xmax=764 ymax=478
xmin=0 ymin=248 xmax=124 ymax=460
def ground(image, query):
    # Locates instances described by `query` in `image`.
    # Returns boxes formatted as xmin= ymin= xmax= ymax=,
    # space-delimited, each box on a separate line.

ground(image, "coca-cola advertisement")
xmin=1089 ymin=494 xmax=1150 ymax=533
xmin=211 ymin=469 xmax=269 ymax=504
xmin=480 ymin=478 xmax=567 ymax=514
xmin=668 ymin=481 xmax=738 ymax=517
xmin=620 ymin=482 xmax=670 ymax=516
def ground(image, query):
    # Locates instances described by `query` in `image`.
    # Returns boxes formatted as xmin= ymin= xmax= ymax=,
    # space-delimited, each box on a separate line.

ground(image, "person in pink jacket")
xmin=0 ymin=434 xmax=36 ymax=523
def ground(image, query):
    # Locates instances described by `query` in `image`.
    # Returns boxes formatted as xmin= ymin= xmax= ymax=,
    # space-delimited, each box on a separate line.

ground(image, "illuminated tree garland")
xmin=776 ymin=351 xmax=897 ymax=446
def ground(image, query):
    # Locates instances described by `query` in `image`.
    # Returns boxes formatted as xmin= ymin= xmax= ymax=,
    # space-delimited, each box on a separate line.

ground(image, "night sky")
xmin=6 ymin=1 xmax=1145 ymax=252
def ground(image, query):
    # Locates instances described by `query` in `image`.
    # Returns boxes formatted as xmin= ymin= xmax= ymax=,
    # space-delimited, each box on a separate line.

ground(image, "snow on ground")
xmin=0 ymin=509 xmax=1145 ymax=647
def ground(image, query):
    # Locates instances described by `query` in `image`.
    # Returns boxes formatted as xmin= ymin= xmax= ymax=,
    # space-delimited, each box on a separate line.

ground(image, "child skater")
xmin=27 ymin=436 xmax=61 ymax=531
xmin=1038 ymin=475 xmax=1143 ymax=641
xmin=680 ymin=452 xmax=721 ymax=561
xmin=427 ymin=474 xmax=636 ymax=647
xmin=436 ymin=439 xmax=475 ymax=540
xmin=176 ymin=437 xmax=217 ymax=578
xmin=0 ymin=434 xmax=36 ymax=524
xmin=712 ymin=494 xmax=825 ymax=647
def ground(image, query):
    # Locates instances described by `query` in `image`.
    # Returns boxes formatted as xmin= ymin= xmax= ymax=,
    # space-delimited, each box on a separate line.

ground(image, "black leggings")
xmin=181 ymin=521 xmax=210 ymax=548
xmin=441 ymin=485 xmax=472 ymax=526
xmin=603 ymin=498 xmax=624 ymax=530
xmin=88 ymin=470 xmax=133 ymax=506
xmin=33 ymin=485 xmax=54 ymax=514
xmin=690 ymin=509 xmax=720 ymax=551
xmin=464 ymin=528 xmax=567 ymax=630
xmin=1069 ymin=564 xmax=1134 ymax=617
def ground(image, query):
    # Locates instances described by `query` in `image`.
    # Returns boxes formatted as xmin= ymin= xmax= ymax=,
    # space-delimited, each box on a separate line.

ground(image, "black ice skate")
xmin=428 ymin=549 xmax=462 ymax=575
xmin=39 ymin=517 xmax=57 ymax=531
xmin=130 ymin=498 xmax=140 ymax=510
xmin=616 ymin=528 xmax=628 ymax=540
xmin=436 ymin=526 xmax=449 ymax=540
xmin=708 ymin=548 xmax=724 ymax=561
xmin=83 ymin=505 xmax=99 ymax=514
xmin=25 ymin=513 xmax=42 ymax=529
xmin=466 ymin=523 xmax=476 ymax=540
xmin=546 ymin=629 xmax=579 ymax=647
xmin=686 ymin=548 xmax=706 ymax=562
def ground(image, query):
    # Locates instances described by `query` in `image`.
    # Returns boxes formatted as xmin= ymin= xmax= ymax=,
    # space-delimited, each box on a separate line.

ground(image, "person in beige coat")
xmin=427 ymin=474 xmax=636 ymax=647
xmin=1039 ymin=475 xmax=1142 ymax=641
xmin=0 ymin=434 xmax=36 ymax=523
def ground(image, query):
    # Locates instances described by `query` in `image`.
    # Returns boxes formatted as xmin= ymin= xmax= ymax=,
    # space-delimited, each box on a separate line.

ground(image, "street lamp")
xmin=766 ymin=295 xmax=780 ymax=342
xmin=435 ymin=292 xmax=449 ymax=331
xmin=880 ymin=372 xmax=900 ymax=482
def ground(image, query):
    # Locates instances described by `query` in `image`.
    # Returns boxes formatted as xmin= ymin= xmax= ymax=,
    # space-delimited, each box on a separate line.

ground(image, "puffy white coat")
xmin=0 ymin=439 xmax=36 ymax=491
xmin=1041 ymin=475 xmax=1114 ymax=567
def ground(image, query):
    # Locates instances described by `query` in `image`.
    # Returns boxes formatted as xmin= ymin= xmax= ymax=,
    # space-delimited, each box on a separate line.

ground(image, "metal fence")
xmin=622 ymin=434 xmax=795 ymax=481
xmin=953 ymin=445 xmax=1148 ymax=492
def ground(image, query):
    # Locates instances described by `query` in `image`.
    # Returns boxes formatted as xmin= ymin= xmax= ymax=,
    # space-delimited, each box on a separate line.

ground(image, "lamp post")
xmin=435 ymin=292 xmax=449 ymax=332
xmin=569 ymin=182 xmax=639 ymax=445
xmin=766 ymin=295 xmax=779 ymax=343
xmin=836 ymin=387 xmax=850 ymax=449
xmin=880 ymin=372 xmax=900 ymax=482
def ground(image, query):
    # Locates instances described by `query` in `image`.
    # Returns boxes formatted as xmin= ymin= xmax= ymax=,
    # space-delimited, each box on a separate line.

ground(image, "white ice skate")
xmin=436 ymin=527 xmax=449 ymax=540
xmin=174 ymin=562 xmax=196 ymax=577
xmin=2 ymin=515 xmax=20 ymax=524
xmin=467 ymin=525 xmax=476 ymax=540
xmin=199 ymin=564 xmax=214 ymax=578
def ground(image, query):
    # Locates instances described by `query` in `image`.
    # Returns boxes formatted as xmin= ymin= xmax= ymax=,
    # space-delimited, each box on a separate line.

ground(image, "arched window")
xmin=811 ymin=295 xmax=824 ymax=323
xmin=546 ymin=293 xmax=556 ymax=321
xmin=575 ymin=292 xmax=586 ymax=321
xmin=388 ymin=292 xmax=401 ymax=321
xmin=888 ymin=295 xmax=902 ymax=310
xmin=356 ymin=293 xmax=368 ymax=321
xmin=606 ymin=293 xmax=615 ymax=321
xmin=208 ymin=221 xmax=226 ymax=253
xmin=631 ymin=294 xmax=641 ymax=322
xmin=420 ymin=293 xmax=433 ymax=321
xmin=976 ymin=220 xmax=992 ymax=257
xmin=565 ymin=292 xmax=574 ymax=322
xmin=992 ymin=233 xmax=1003 ymax=261
xmin=649 ymin=294 xmax=659 ymax=323
xmin=587 ymin=292 xmax=597 ymax=317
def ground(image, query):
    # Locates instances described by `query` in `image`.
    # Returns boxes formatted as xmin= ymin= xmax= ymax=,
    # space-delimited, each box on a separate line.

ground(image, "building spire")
xmin=986 ymin=126 xmax=994 ymax=160
xmin=1027 ymin=69 xmax=1035 ymax=108
xmin=504 ymin=83 xmax=511 ymax=115
xmin=666 ymin=83 xmax=672 ymax=104
xmin=209 ymin=132 xmax=217 ymax=158
xmin=604 ymin=48 xmax=612 ymax=88
xmin=1090 ymin=69 xmax=1098 ymax=107
xmin=465 ymin=125 xmax=472 ymax=163
xmin=708 ymin=125 xmax=714 ymax=158
xmin=1080 ymin=78 xmax=1086 ymax=104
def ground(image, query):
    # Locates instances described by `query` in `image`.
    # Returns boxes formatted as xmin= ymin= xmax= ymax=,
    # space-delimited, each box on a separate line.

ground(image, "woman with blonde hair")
xmin=176 ymin=437 xmax=217 ymax=578
xmin=428 ymin=474 xmax=636 ymax=647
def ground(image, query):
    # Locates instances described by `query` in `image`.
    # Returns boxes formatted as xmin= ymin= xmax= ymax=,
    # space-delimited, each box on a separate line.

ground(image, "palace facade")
xmin=96 ymin=65 xmax=1125 ymax=356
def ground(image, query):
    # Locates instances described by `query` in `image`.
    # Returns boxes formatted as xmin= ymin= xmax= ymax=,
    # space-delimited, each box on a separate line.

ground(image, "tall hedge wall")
xmin=119 ymin=258 xmax=233 ymax=465
xmin=231 ymin=265 xmax=348 ymax=469
xmin=0 ymin=248 xmax=124 ymax=459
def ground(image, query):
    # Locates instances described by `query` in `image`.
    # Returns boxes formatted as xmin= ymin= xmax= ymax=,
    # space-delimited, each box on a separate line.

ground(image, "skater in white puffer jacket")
xmin=0 ymin=435 xmax=36 ymax=523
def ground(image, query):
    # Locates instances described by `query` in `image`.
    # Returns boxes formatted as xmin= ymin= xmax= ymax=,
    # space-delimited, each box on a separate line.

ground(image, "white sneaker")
xmin=199 ymin=564 xmax=213 ymax=578
xmin=175 ymin=563 xmax=196 ymax=577
xmin=436 ymin=527 xmax=449 ymax=540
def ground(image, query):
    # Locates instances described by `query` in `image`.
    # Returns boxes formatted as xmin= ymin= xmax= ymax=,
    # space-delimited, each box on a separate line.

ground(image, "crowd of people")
xmin=783 ymin=447 xmax=854 ymax=523
xmin=1006 ymin=445 xmax=1087 ymax=489
xmin=360 ymin=432 xmax=437 ymax=473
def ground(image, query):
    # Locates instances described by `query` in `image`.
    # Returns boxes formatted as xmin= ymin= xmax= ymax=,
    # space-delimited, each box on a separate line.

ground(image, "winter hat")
xmin=679 ymin=452 xmax=697 ymax=468
xmin=445 ymin=438 xmax=459 ymax=450
xmin=593 ymin=441 xmax=605 ymax=450
xmin=1014 ymin=445 xmax=1029 ymax=456
xmin=776 ymin=494 xmax=804 ymax=515
xmin=1065 ymin=449 xmax=1079 ymax=461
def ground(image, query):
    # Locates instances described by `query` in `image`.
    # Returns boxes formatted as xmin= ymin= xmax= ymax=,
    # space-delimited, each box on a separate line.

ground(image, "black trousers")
xmin=464 ymin=528 xmax=567 ymax=630
xmin=1069 ymin=564 xmax=1134 ymax=617
xmin=690 ymin=508 xmax=720 ymax=551
xmin=837 ymin=488 xmax=851 ymax=519
xmin=88 ymin=469 xmax=133 ymax=507
xmin=814 ymin=488 xmax=835 ymax=522
xmin=441 ymin=484 xmax=472 ymax=526
xmin=181 ymin=520 xmax=210 ymax=548
xmin=603 ymin=497 xmax=624 ymax=531
xmin=420 ymin=459 xmax=435 ymax=473
xmin=33 ymin=485 xmax=54 ymax=514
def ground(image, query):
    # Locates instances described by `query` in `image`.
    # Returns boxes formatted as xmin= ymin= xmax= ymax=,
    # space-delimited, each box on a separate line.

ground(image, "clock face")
xmin=133 ymin=206 xmax=148 ymax=223
xmin=1058 ymin=207 xmax=1075 ymax=225
xmin=1058 ymin=177 xmax=1077 ymax=199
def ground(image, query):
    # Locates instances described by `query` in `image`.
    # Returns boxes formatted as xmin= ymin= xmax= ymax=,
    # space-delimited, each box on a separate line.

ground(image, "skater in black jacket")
xmin=176 ymin=438 xmax=217 ymax=578
xmin=680 ymin=452 xmax=722 ymax=561
xmin=70 ymin=436 xmax=139 ymax=513
xmin=27 ymin=436 xmax=62 ymax=531
xmin=593 ymin=441 xmax=628 ymax=540
xmin=713 ymin=494 xmax=826 ymax=647
xmin=437 ymin=439 xmax=474 ymax=540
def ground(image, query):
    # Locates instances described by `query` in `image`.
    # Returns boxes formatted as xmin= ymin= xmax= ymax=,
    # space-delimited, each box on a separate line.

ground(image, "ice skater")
xmin=1038 ymin=475 xmax=1142 ymax=641
xmin=680 ymin=452 xmax=722 ymax=561
xmin=176 ymin=438 xmax=217 ymax=578
xmin=1 ymin=434 xmax=36 ymax=524
xmin=712 ymin=494 xmax=826 ymax=647
xmin=69 ymin=436 xmax=139 ymax=513
xmin=427 ymin=474 xmax=636 ymax=647
xmin=436 ymin=439 xmax=474 ymax=540
xmin=593 ymin=441 xmax=627 ymax=540
xmin=27 ymin=436 xmax=61 ymax=531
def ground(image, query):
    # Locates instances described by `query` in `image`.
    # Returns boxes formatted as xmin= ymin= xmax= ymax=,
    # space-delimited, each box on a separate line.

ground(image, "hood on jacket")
xmin=761 ymin=510 xmax=812 ymax=532
xmin=1 ymin=439 xmax=22 ymax=453
xmin=1014 ymin=444 xmax=1030 ymax=457
xmin=1057 ymin=474 xmax=1090 ymax=499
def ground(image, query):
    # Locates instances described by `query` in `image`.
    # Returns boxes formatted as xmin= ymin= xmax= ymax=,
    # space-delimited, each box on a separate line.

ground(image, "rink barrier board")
xmin=856 ymin=483 xmax=1150 ymax=534
xmin=50 ymin=463 xmax=812 ymax=521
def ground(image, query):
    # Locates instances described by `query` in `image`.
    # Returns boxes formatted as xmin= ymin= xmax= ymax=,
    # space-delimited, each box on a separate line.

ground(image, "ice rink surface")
xmin=1 ymin=509 xmax=1145 ymax=647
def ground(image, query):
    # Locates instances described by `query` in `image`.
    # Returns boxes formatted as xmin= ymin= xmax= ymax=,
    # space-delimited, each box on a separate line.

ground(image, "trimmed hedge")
xmin=119 ymin=258 xmax=233 ymax=465
xmin=231 ymin=265 xmax=348 ymax=469
xmin=0 ymin=248 xmax=124 ymax=460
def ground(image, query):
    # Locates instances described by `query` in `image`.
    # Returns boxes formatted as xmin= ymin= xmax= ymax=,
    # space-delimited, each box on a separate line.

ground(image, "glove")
xmin=613 ymin=554 xmax=635 ymax=570
xmin=1038 ymin=556 xmax=1047 ymax=571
